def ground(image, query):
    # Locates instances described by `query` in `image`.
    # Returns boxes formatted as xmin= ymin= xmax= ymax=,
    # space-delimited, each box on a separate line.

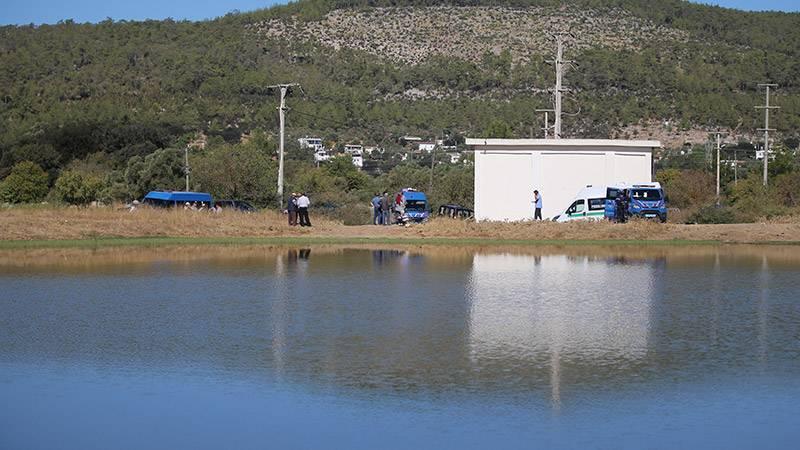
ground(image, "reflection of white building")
xmin=467 ymin=253 xmax=654 ymax=363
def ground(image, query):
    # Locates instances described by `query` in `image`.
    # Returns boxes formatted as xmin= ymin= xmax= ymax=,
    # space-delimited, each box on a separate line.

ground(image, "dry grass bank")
xmin=1 ymin=206 xmax=799 ymax=244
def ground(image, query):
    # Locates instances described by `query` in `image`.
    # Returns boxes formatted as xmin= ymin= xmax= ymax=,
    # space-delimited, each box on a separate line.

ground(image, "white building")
xmin=313 ymin=149 xmax=331 ymax=163
xmin=344 ymin=144 xmax=363 ymax=155
xmin=298 ymin=137 xmax=323 ymax=150
xmin=467 ymin=138 xmax=660 ymax=221
xmin=418 ymin=142 xmax=436 ymax=153
xmin=351 ymin=152 xmax=364 ymax=168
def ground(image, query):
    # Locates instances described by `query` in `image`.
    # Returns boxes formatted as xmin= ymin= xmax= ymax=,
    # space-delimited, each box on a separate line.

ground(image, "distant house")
xmin=418 ymin=142 xmax=436 ymax=153
xmin=314 ymin=149 xmax=331 ymax=163
xmin=344 ymin=144 xmax=363 ymax=155
xmin=299 ymin=137 xmax=324 ymax=150
xmin=351 ymin=152 xmax=364 ymax=168
xmin=400 ymin=136 xmax=422 ymax=144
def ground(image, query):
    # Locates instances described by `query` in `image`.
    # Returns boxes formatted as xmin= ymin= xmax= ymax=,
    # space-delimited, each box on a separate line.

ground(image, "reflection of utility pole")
xmin=183 ymin=146 xmax=190 ymax=191
xmin=268 ymin=83 xmax=300 ymax=209
xmin=535 ymin=109 xmax=555 ymax=138
xmin=756 ymin=83 xmax=779 ymax=187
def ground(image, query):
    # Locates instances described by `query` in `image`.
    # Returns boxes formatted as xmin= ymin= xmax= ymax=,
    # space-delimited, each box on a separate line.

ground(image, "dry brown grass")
xmin=1 ymin=205 xmax=800 ymax=243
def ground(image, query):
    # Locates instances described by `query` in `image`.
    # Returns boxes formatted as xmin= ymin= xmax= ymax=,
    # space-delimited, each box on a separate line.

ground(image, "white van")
xmin=553 ymin=185 xmax=609 ymax=223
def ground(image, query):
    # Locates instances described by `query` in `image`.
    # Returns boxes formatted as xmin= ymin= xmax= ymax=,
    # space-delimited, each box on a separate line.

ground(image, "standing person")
xmin=615 ymin=190 xmax=628 ymax=223
xmin=287 ymin=192 xmax=298 ymax=226
xmin=533 ymin=190 xmax=543 ymax=220
xmin=380 ymin=191 xmax=391 ymax=225
xmin=296 ymin=192 xmax=311 ymax=227
xmin=371 ymin=193 xmax=382 ymax=225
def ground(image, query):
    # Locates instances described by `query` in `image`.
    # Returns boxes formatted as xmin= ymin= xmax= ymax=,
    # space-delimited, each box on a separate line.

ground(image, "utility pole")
xmin=535 ymin=109 xmax=554 ymax=138
xmin=183 ymin=146 xmax=190 ymax=191
xmin=267 ymin=83 xmax=300 ymax=209
xmin=756 ymin=83 xmax=779 ymax=186
xmin=710 ymin=132 xmax=724 ymax=206
xmin=548 ymin=34 xmax=572 ymax=139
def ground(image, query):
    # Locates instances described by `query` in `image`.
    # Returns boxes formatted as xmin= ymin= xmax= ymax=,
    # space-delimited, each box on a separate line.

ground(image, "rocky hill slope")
xmin=254 ymin=6 xmax=688 ymax=65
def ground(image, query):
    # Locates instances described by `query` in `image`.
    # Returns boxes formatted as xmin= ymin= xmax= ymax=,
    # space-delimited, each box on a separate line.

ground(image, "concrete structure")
xmin=298 ymin=137 xmax=323 ymax=151
xmin=344 ymin=144 xmax=363 ymax=155
xmin=418 ymin=142 xmax=436 ymax=153
xmin=467 ymin=139 xmax=660 ymax=221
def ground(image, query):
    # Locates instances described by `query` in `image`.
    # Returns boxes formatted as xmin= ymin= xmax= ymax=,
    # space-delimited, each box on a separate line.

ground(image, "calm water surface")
xmin=1 ymin=245 xmax=799 ymax=449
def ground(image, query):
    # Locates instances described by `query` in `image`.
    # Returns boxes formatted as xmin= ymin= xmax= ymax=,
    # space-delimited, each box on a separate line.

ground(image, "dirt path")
xmin=1 ymin=207 xmax=799 ymax=244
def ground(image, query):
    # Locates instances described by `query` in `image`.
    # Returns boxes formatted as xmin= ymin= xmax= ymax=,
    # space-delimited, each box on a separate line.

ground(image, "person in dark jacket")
xmin=287 ymin=193 xmax=298 ymax=226
xmin=615 ymin=190 xmax=628 ymax=223
xmin=380 ymin=191 xmax=391 ymax=225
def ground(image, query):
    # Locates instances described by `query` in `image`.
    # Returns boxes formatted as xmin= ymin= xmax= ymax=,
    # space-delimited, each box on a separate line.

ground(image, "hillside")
xmin=0 ymin=0 xmax=798 ymax=180
xmin=254 ymin=6 xmax=689 ymax=65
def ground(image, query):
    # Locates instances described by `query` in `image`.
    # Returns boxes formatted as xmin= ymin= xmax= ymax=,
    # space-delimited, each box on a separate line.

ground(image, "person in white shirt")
xmin=296 ymin=193 xmax=311 ymax=227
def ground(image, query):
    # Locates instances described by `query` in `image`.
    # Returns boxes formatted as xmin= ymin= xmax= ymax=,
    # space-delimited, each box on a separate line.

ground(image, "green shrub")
xmin=687 ymin=205 xmax=736 ymax=224
xmin=53 ymin=170 xmax=105 ymax=205
xmin=0 ymin=161 xmax=49 ymax=204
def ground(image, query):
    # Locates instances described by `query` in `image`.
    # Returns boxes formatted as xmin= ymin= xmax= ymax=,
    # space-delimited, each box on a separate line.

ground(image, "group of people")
xmin=370 ymin=191 xmax=405 ymax=225
xmin=286 ymin=192 xmax=312 ymax=227
xmin=183 ymin=201 xmax=221 ymax=213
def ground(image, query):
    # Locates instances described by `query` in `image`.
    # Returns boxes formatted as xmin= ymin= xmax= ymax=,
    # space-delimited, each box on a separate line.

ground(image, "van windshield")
xmin=406 ymin=200 xmax=426 ymax=211
xmin=631 ymin=189 xmax=662 ymax=200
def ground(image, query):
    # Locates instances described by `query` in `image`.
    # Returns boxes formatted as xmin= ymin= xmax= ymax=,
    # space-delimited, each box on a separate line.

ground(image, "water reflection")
xmin=1 ymin=244 xmax=799 ymax=401
xmin=467 ymin=253 xmax=659 ymax=408
xmin=2 ymin=244 xmax=800 ymax=449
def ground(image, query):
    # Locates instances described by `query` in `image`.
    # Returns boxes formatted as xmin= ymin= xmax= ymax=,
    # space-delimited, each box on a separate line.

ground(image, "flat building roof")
xmin=466 ymin=138 xmax=661 ymax=148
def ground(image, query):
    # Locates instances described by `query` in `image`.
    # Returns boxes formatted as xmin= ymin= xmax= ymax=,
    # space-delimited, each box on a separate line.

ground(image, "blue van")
xmin=605 ymin=183 xmax=667 ymax=223
xmin=401 ymin=190 xmax=430 ymax=223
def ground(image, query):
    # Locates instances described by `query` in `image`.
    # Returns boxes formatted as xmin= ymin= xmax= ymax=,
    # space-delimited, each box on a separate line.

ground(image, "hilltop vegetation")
xmin=0 ymin=0 xmax=798 ymax=218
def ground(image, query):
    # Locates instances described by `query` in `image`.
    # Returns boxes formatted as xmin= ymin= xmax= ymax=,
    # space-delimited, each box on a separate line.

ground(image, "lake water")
xmin=1 ymin=245 xmax=799 ymax=449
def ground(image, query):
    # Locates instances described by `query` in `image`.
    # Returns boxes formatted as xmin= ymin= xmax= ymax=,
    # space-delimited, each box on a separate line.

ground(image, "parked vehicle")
xmin=215 ymin=199 xmax=256 ymax=212
xmin=142 ymin=191 xmax=213 ymax=208
xmin=438 ymin=204 xmax=474 ymax=219
xmin=605 ymin=182 xmax=667 ymax=223
xmin=552 ymin=185 xmax=608 ymax=223
xmin=399 ymin=189 xmax=430 ymax=223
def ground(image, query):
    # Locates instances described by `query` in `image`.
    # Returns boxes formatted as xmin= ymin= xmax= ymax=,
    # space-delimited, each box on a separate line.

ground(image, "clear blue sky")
xmin=1 ymin=1 xmax=798 ymax=25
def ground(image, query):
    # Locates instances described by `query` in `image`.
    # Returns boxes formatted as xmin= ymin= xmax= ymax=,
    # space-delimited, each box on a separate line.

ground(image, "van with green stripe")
xmin=553 ymin=185 xmax=608 ymax=223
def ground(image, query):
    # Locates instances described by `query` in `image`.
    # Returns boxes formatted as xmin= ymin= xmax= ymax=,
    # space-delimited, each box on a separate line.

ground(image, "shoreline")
xmin=2 ymin=236 xmax=799 ymax=250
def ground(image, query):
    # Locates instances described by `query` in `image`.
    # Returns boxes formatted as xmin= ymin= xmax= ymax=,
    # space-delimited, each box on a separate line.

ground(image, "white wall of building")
xmin=467 ymin=139 xmax=659 ymax=221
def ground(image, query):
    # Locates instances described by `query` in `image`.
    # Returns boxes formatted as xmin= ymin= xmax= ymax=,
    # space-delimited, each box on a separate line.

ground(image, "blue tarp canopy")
xmin=143 ymin=191 xmax=213 ymax=203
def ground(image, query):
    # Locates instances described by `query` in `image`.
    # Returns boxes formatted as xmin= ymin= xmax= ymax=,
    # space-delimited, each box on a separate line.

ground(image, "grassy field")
xmin=1 ymin=206 xmax=799 ymax=249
